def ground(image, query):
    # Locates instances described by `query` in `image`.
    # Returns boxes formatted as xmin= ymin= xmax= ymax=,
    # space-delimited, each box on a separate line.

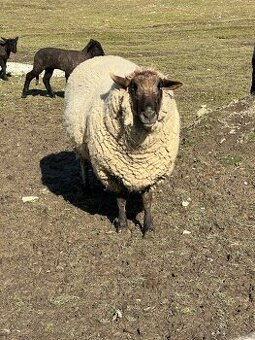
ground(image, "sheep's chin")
xmin=137 ymin=114 xmax=158 ymax=132
xmin=141 ymin=122 xmax=157 ymax=132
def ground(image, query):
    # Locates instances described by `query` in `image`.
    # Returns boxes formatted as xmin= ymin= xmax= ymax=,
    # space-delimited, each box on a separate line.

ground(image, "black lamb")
xmin=21 ymin=38 xmax=105 ymax=98
xmin=0 ymin=37 xmax=19 ymax=80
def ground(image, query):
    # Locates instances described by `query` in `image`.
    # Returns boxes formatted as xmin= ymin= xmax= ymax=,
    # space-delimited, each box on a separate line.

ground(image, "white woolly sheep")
xmin=64 ymin=55 xmax=182 ymax=234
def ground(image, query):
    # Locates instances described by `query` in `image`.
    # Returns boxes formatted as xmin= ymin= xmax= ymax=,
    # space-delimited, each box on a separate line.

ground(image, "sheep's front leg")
xmin=115 ymin=193 xmax=128 ymax=232
xmin=0 ymin=59 xmax=8 ymax=80
xmin=142 ymin=188 xmax=154 ymax=234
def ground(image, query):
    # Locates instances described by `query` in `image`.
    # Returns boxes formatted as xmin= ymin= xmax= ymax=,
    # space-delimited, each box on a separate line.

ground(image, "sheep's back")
xmin=64 ymin=55 xmax=137 ymax=150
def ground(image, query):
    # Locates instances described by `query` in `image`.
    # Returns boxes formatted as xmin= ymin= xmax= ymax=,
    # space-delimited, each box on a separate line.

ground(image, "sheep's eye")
xmin=130 ymin=82 xmax=138 ymax=93
xmin=157 ymin=81 xmax=163 ymax=90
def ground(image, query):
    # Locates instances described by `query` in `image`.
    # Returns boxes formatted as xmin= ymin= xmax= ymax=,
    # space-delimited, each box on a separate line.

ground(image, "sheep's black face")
xmin=10 ymin=37 xmax=18 ymax=53
xmin=1 ymin=37 xmax=19 ymax=53
xmin=111 ymin=70 xmax=182 ymax=132
xmin=83 ymin=39 xmax=105 ymax=58
xmin=128 ymin=72 xmax=164 ymax=130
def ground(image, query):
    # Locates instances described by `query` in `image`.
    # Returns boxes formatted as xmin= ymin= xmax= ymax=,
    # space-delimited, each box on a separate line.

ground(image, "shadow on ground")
xmin=40 ymin=151 xmax=143 ymax=229
xmin=24 ymin=89 xmax=64 ymax=98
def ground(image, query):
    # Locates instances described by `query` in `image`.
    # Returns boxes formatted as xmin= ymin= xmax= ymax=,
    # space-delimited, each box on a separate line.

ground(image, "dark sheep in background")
xmin=250 ymin=42 xmax=255 ymax=95
xmin=0 ymin=37 xmax=19 ymax=80
xmin=21 ymin=38 xmax=105 ymax=98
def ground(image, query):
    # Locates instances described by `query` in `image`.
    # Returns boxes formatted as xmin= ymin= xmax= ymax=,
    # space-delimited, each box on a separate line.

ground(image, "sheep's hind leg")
xmin=80 ymin=158 xmax=91 ymax=194
xmin=65 ymin=72 xmax=69 ymax=82
xmin=43 ymin=67 xmax=55 ymax=97
xmin=142 ymin=188 xmax=154 ymax=235
xmin=115 ymin=193 xmax=128 ymax=233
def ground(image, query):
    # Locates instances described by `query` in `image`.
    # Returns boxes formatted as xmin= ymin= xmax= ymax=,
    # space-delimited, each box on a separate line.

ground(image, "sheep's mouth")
xmin=138 ymin=114 xmax=157 ymax=131
xmin=142 ymin=122 xmax=155 ymax=128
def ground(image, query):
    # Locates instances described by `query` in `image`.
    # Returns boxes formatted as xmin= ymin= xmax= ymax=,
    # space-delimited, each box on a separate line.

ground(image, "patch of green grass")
xmin=243 ymin=130 xmax=255 ymax=142
xmin=50 ymin=294 xmax=80 ymax=305
xmin=218 ymin=154 xmax=243 ymax=167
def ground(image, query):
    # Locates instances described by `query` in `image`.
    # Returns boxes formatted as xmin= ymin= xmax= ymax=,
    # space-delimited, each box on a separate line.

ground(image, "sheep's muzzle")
xmin=138 ymin=106 xmax=158 ymax=130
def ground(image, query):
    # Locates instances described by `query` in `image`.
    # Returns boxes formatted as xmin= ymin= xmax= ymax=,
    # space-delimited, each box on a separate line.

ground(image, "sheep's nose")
xmin=142 ymin=107 xmax=157 ymax=121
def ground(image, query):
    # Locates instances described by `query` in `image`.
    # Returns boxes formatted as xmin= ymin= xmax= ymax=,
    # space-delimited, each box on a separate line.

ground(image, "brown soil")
xmin=0 ymin=86 xmax=255 ymax=339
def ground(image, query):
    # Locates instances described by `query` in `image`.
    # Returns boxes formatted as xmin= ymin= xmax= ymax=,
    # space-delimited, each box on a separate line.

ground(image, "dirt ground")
xmin=0 ymin=79 xmax=255 ymax=339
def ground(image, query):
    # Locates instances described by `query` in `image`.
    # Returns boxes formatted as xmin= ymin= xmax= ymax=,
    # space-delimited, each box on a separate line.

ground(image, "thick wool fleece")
xmin=64 ymin=55 xmax=180 ymax=193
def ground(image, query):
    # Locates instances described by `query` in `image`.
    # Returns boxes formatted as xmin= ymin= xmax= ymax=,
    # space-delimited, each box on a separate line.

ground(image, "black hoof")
xmin=46 ymin=92 xmax=55 ymax=98
xmin=114 ymin=217 xmax=128 ymax=233
xmin=142 ymin=223 xmax=154 ymax=237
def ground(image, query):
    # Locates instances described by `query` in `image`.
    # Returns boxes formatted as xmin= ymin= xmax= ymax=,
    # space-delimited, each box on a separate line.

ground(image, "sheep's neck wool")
xmin=87 ymin=88 xmax=180 ymax=192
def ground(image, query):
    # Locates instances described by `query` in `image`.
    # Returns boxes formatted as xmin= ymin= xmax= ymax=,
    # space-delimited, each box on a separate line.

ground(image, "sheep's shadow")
xmin=25 ymin=89 xmax=64 ymax=98
xmin=40 ymin=151 xmax=143 ymax=230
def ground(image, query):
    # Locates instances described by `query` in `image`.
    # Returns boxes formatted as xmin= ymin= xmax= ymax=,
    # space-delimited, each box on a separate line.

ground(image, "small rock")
xmin=196 ymin=105 xmax=210 ymax=118
xmin=182 ymin=199 xmax=191 ymax=207
xmin=182 ymin=230 xmax=191 ymax=235
xmin=22 ymin=196 xmax=39 ymax=203
xmin=112 ymin=309 xmax=122 ymax=321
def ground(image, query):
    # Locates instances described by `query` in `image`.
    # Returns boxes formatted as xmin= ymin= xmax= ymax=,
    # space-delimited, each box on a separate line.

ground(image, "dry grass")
xmin=1 ymin=0 xmax=255 ymax=125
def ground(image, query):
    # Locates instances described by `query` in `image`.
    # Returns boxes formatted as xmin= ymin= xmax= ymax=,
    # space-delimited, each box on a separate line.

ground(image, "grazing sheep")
xmin=64 ymin=55 xmax=182 ymax=234
xmin=250 ymin=42 xmax=255 ymax=95
xmin=21 ymin=38 xmax=105 ymax=98
xmin=0 ymin=37 xmax=18 ymax=80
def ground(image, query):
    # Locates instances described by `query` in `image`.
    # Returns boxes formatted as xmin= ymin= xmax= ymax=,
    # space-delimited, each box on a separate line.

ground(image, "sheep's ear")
xmin=15 ymin=37 xmax=19 ymax=41
xmin=1 ymin=37 xmax=7 ymax=42
xmin=85 ymin=39 xmax=94 ymax=52
xmin=162 ymin=79 xmax=183 ymax=91
xmin=111 ymin=73 xmax=130 ymax=89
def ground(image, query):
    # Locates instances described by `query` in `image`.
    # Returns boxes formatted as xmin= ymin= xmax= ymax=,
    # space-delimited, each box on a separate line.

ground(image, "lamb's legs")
xmin=142 ymin=188 xmax=154 ymax=234
xmin=115 ymin=193 xmax=128 ymax=232
xmin=43 ymin=67 xmax=55 ymax=97
xmin=21 ymin=69 xmax=40 ymax=97
xmin=0 ymin=59 xmax=8 ymax=80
